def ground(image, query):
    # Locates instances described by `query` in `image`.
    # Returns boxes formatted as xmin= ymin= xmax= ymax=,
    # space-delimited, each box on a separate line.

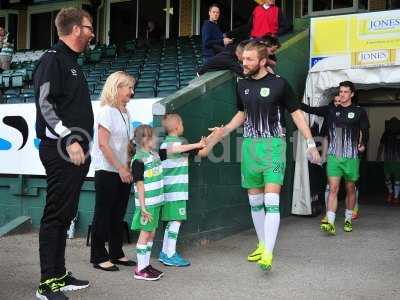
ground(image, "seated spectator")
xmin=146 ymin=21 xmax=161 ymax=41
xmin=197 ymin=40 xmax=248 ymax=77
xmin=201 ymin=3 xmax=233 ymax=63
xmin=256 ymin=35 xmax=281 ymax=69
xmin=0 ymin=26 xmax=13 ymax=71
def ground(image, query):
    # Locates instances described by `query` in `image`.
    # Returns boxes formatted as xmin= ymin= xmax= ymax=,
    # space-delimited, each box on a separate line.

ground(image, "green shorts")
xmin=162 ymin=200 xmax=187 ymax=221
xmin=327 ymin=155 xmax=360 ymax=182
xmin=384 ymin=162 xmax=400 ymax=180
xmin=131 ymin=205 xmax=161 ymax=232
xmin=241 ymin=137 xmax=286 ymax=189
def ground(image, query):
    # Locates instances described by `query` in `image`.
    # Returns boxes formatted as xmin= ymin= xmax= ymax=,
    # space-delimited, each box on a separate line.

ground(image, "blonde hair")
xmin=100 ymin=71 xmax=135 ymax=107
xmin=162 ymin=113 xmax=182 ymax=134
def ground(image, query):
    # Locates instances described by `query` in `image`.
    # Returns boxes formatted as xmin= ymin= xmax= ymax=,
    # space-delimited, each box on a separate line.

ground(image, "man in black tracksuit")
xmin=34 ymin=8 xmax=95 ymax=300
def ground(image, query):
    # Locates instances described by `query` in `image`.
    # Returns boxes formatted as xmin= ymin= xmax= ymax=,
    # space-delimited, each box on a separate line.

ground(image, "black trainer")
xmin=56 ymin=272 xmax=90 ymax=292
xmin=36 ymin=279 xmax=69 ymax=300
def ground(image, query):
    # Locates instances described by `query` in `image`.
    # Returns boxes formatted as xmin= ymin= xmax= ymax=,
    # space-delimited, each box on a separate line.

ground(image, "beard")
xmin=78 ymin=33 xmax=91 ymax=53
xmin=243 ymin=64 xmax=261 ymax=77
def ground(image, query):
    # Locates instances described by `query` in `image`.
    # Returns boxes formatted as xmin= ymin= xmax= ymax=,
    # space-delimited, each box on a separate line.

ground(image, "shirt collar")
xmin=56 ymin=40 xmax=80 ymax=58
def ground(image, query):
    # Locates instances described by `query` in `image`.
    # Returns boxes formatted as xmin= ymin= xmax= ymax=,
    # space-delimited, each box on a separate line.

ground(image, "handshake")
xmin=195 ymin=126 xmax=226 ymax=157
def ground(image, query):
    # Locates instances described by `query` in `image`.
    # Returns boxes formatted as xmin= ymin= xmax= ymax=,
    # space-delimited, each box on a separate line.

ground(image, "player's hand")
xmin=208 ymin=125 xmax=225 ymax=139
xmin=358 ymin=144 xmax=365 ymax=153
xmin=141 ymin=207 xmax=153 ymax=223
xmin=306 ymin=147 xmax=321 ymax=165
xmin=198 ymin=136 xmax=207 ymax=148
xmin=118 ymin=165 xmax=133 ymax=183
xmin=66 ymin=142 xmax=85 ymax=166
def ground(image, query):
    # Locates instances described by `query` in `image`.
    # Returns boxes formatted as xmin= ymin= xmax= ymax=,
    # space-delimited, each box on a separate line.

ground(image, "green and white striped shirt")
xmin=131 ymin=149 xmax=164 ymax=208
xmin=160 ymin=136 xmax=189 ymax=202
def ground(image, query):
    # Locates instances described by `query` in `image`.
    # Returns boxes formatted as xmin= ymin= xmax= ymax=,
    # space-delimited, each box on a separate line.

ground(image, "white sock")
xmin=136 ymin=244 xmax=148 ymax=271
xmin=264 ymin=193 xmax=280 ymax=254
xmin=166 ymin=221 xmax=181 ymax=258
xmin=327 ymin=211 xmax=336 ymax=224
xmin=324 ymin=185 xmax=329 ymax=209
xmin=386 ymin=179 xmax=393 ymax=194
xmin=248 ymin=194 xmax=265 ymax=245
xmin=395 ymin=181 xmax=400 ymax=198
xmin=146 ymin=241 xmax=153 ymax=266
xmin=162 ymin=223 xmax=169 ymax=254
xmin=345 ymin=209 xmax=353 ymax=222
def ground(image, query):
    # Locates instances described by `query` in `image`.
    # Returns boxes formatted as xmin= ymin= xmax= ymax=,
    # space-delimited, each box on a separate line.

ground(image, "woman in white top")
xmin=90 ymin=71 xmax=136 ymax=271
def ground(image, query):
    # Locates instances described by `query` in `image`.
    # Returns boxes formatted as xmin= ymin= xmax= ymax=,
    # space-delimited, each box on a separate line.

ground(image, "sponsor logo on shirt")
xmin=336 ymin=112 xmax=341 ymax=116
xmin=179 ymin=208 xmax=186 ymax=216
xmin=260 ymin=88 xmax=270 ymax=97
xmin=71 ymin=69 xmax=78 ymax=77
xmin=348 ymin=112 xmax=355 ymax=119
xmin=244 ymin=89 xmax=250 ymax=95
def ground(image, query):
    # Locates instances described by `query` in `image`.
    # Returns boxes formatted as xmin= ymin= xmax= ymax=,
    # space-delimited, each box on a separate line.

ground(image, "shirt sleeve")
xmin=131 ymin=159 xmax=144 ymax=182
xmin=158 ymin=148 xmax=167 ymax=161
xmin=97 ymin=107 xmax=112 ymax=132
xmin=280 ymin=80 xmax=300 ymax=113
xmin=236 ymin=82 xmax=244 ymax=112
xmin=300 ymin=103 xmax=330 ymax=117
xmin=34 ymin=53 xmax=66 ymax=137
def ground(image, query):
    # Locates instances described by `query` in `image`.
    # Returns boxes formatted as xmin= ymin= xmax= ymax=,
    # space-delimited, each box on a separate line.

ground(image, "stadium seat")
xmin=6 ymin=96 xmax=24 ymax=104
xmin=136 ymin=80 xmax=156 ymax=89
xmin=105 ymin=45 xmax=117 ymax=58
xmin=91 ymin=93 xmax=101 ymax=101
xmin=157 ymin=86 xmax=177 ymax=97
xmin=25 ymin=96 xmax=36 ymax=103
xmin=158 ymin=80 xmax=178 ymax=88
xmin=134 ymin=87 xmax=155 ymax=98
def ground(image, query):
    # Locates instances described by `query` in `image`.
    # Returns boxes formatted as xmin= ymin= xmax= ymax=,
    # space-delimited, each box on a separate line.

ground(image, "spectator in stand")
xmin=255 ymin=35 xmax=281 ymax=71
xmin=197 ymin=40 xmax=248 ymax=77
xmin=250 ymin=0 xmax=291 ymax=38
xmin=201 ymin=3 xmax=233 ymax=63
xmin=0 ymin=26 xmax=12 ymax=71
xmin=146 ymin=21 xmax=161 ymax=41
xmin=227 ymin=0 xmax=291 ymax=41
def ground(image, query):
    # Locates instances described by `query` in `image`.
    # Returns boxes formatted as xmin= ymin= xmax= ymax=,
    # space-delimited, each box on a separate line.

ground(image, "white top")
xmin=92 ymin=105 xmax=134 ymax=173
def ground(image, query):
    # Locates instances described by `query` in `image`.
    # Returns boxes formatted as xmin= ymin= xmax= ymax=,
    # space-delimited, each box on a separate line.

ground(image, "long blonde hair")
xmin=100 ymin=71 xmax=135 ymax=107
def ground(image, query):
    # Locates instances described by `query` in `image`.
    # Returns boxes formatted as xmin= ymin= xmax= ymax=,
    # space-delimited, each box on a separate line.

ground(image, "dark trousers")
xmin=38 ymin=140 xmax=90 ymax=281
xmin=90 ymin=170 xmax=131 ymax=265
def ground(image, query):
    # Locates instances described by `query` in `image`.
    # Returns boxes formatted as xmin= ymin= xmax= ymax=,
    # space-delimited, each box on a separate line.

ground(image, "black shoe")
xmin=56 ymin=272 xmax=90 ymax=291
xmin=111 ymin=259 xmax=137 ymax=267
xmin=36 ymin=280 xmax=69 ymax=300
xmin=94 ymin=263 xmax=120 ymax=271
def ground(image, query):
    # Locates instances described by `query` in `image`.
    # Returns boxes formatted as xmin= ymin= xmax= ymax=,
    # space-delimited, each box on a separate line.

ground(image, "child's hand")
xmin=198 ymin=136 xmax=207 ymax=148
xmin=141 ymin=207 xmax=153 ymax=223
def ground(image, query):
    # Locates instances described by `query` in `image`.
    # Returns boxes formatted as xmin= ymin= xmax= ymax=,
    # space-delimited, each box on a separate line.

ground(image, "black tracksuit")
xmin=197 ymin=46 xmax=243 ymax=76
xmin=34 ymin=41 xmax=94 ymax=281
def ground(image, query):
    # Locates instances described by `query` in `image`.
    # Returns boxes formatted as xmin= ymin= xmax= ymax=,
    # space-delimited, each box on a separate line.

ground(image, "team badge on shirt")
xmin=140 ymin=216 xmax=149 ymax=225
xmin=260 ymin=88 xmax=270 ymax=97
xmin=348 ymin=112 xmax=355 ymax=119
xmin=245 ymin=89 xmax=250 ymax=95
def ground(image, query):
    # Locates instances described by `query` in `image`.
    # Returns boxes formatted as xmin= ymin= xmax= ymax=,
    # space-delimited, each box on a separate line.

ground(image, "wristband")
xmin=306 ymin=138 xmax=316 ymax=149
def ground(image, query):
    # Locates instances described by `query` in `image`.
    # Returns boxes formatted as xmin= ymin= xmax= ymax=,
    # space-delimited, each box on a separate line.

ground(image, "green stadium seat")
xmin=134 ymin=87 xmax=155 ymax=98
xmin=136 ymin=80 xmax=155 ymax=89
xmin=25 ymin=96 xmax=36 ymax=103
xmin=105 ymin=45 xmax=117 ymax=58
xmin=6 ymin=96 xmax=24 ymax=104
xmin=157 ymin=86 xmax=177 ymax=97
xmin=158 ymin=79 xmax=177 ymax=87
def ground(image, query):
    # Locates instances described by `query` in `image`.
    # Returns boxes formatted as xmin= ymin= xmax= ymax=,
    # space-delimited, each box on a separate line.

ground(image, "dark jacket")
xmin=197 ymin=46 xmax=243 ymax=76
xmin=34 ymin=40 xmax=94 ymax=146
xmin=201 ymin=20 xmax=224 ymax=60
